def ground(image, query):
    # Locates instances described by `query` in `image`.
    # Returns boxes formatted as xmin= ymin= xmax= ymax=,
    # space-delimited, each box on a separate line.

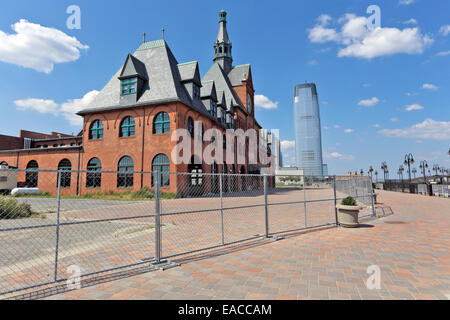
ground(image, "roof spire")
xmin=143 ymin=32 xmax=146 ymax=43
xmin=162 ymin=27 xmax=165 ymax=40
xmin=213 ymin=10 xmax=233 ymax=74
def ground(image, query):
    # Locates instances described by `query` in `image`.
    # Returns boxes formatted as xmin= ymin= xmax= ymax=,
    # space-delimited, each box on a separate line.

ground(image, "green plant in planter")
xmin=341 ymin=196 xmax=357 ymax=206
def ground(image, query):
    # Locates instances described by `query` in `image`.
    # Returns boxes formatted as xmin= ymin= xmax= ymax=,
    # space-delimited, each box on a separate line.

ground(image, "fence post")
xmin=303 ymin=175 xmax=307 ymax=227
xmin=264 ymin=174 xmax=269 ymax=238
xmin=333 ymin=176 xmax=339 ymax=226
xmin=369 ymin=179 xmax=376 ymax=217
xmin=54 ymin=170 xmax=62 ymax=282
xmin=220 ymin=173 xmax=224 ymax=245
xmin=154 ymin=170 xmax=161 ymax=263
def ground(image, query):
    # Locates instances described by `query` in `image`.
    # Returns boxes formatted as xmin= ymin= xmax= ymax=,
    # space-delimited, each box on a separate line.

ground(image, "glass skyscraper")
xmin=293 ymin=83 xmax=324 ymax=177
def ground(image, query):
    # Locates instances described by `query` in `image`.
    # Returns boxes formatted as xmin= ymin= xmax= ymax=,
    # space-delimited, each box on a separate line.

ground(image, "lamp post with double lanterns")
xmin=381 ymin=162 xmax=389 ymax=181
xmin=404 ymin=153 xmax=415 ymax=182
xmin=419 ymin=160 xmax=429 ymax=182
xmin=368 ymin=166 xmax=374 ymax=181
xmin=432 ymin=164 xmax=440 ymax=181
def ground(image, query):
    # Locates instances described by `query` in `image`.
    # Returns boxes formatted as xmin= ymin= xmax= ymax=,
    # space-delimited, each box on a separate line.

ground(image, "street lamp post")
xmin=398 ymin=165 xmax=404 ymax=182
xmin=419 ymin=160 xmax=429 ymax=182
xmin=375 ymin=170 xmax=378 ymax=182
xmin=381 ymin=161 xmax=389 ymax=181
xmin=404 ymin=153 xmax=415 ymax=182
xmin=412 ymin=168 xmax=417 ymax=180
xmin=368 ymin=166 xmax=374 ymax=181
xmin=432 ymin=164 xmax=440 ymax=182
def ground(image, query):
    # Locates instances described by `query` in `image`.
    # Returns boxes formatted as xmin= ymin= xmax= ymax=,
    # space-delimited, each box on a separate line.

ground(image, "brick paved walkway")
xmin=41 ymin=190 xmax=449 ymax=300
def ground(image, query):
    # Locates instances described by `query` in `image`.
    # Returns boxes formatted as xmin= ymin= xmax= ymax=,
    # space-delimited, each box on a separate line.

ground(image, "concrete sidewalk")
xmin=45 ymin=190 xmax=449 ymax=300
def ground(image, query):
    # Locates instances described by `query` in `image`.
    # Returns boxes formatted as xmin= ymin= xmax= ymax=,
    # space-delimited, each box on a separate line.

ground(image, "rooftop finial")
xmin=143 ymin=32 xmax=146 ymax=43
xmin=219 ymin=10 xmax=227 ymax=22
xmin=162 ymin=27 xmax=165 ymax=40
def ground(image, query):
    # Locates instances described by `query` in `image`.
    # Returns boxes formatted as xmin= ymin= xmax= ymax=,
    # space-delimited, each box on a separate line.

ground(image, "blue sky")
xmin=0 ymin=0 xmax=449 ymax=175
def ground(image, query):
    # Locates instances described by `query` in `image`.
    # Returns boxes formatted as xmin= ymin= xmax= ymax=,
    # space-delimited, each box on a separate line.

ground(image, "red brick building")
xmin=0 ymin=11 xmax=270 ymax=195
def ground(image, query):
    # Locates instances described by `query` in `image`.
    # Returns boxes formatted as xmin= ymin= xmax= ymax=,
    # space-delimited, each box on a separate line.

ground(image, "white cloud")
xmin=324 ymin=152 xmax=355 ymax=161
xmin=254 ymin=94 xmax=279 ymax=110
xmin=60 ymin=90 xmax=100 ymax=125
xmin=373 ymin=124 xmax=380 ymax=128
xmin=334 ymin=125 xmax=340 ymax=129
xmin=358 ymin=97 xmax=379 ymax=107
xmin=422 ymin=83 xmax=438 ymax=90
xmin=0 ymin=19 xmax=88 ymax=73
xmin=405 ymin=104 xmax=424 ymax=111
xmin=308 ymin=59 xmax=318 ymax=65
xmin=379 ymin=119 xmax=450 ymax=141
xmin=391 ymin=118 xmax=398 ymax=122
xmin=440 ymin=25 xmax=450 ymax=36
xmin=14 ymin=90 xmax=99 ymax=126
xmin=344 ymin=129 xmax=354 ymax=133
xmin=280 ymin=140 xmax=296 ymax=166
xmin=403 ymin=19 xmax=418 ymax=25
xmin=14 ymin=98 xmax=59 ymax=115
xmin=280 ymin=140 xmax=295 ymax=149
xmin=399 ymin=0 xmax=415 ymax=5
xmin=307 ymin=13 xmax=433 ymax=59
xmin=436 ymin=50 xmax=450 ymax=56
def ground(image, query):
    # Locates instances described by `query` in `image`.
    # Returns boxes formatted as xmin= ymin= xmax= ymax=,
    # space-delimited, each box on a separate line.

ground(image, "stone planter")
xmin=336 ymin=204 xmax=362 ymax=228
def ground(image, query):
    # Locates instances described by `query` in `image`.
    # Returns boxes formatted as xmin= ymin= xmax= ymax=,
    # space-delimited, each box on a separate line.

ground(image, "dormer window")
xmin=121 ymin=78 xmax=137 ymax=96
xmin=211 ymin=101 xmax=217 ymax=117
xmin=221 ymin=110 xmax=226 ymax=123
xmin=193 ymin=84 xmax=201 ymax=100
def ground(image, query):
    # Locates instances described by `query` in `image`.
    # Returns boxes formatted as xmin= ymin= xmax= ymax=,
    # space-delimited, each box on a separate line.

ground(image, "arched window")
xmin=89 ymin=120 xmax=104 ymax=140
xmin=86 ymin=158 xmax=102 ymax=188
xmin=153 ymin=112 xmax=170 ymax=134
xmin=152 ymin=154 xmax=170 ymax=187
xmin=119 ymin=116 xmax=135 ymax=137
xmin=57 ymin=159 xmax=72 ymax=188
xmin=117 ymin=156 xmax=134 ymax=188
xmin=0 ymin=161 xmax=8 ymax=166
xmin=25 ymin=160 xmax=39 ymax=188
xmin=187 ymin=117 xmax=194 ymax=137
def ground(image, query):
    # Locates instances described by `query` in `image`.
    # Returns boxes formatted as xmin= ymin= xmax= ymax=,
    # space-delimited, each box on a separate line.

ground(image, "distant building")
xmin=267 ymin=131 xmax=282 ymax=170
xmin=322 ymin=164 xmax=328 ymax=176
xmin=293 ymin=83 xmax=324 ymax=177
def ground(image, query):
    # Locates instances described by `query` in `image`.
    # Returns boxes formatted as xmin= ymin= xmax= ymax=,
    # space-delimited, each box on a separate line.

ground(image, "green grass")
xmin=5 ymin=187 xmax=179 ymax=201
xmin=0 ymin=198 xmax=40 ymax=219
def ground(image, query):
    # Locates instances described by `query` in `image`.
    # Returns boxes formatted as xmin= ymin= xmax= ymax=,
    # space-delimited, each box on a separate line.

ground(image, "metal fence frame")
xmin=0 ymin=168 xmax=375 ymax=297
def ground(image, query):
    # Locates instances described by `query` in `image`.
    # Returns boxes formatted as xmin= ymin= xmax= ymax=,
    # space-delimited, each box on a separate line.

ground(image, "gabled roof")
xmin=78 ymin=40 xmax=209 ymax=117
xmin=228 ymin=64 xmax=250 ymax=86
xmin=178 ymin=61 xmax=201 ymax=86
xmin=202 ymin=62 xmax=246 ymax=114
xmin=119 ymin=54 xmax=148 ymax=80
xmin=216 ymin=90 xmax=226 ymax=108
xmin=200 ymin=80 xmax=217 ymax=101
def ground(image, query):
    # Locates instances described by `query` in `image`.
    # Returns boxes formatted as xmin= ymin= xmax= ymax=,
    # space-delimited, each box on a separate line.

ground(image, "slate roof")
xmin=119 ymin=54 xmax=148 ymax=80
xmin=77 ymin=38 xmax=249 ymax=124
xmin=78 ymin=40 xmax=209 ymax=117
xmin=178 ymin=61 xmax=201 ymax=85
xmin=228 ymin=64 xmax=250 ymax=86
xmin=202 ymin=63 xmax=246 ymax=114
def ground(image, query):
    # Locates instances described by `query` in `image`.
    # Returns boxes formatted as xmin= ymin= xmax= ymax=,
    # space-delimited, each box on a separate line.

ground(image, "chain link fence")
xmin=0 ymin=168 xmax=375 ymax=297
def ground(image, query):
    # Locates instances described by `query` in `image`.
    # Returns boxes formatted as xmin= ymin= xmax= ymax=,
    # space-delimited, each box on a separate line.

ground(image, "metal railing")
xmin=0 ymin=168 xmax=375 ymax=297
